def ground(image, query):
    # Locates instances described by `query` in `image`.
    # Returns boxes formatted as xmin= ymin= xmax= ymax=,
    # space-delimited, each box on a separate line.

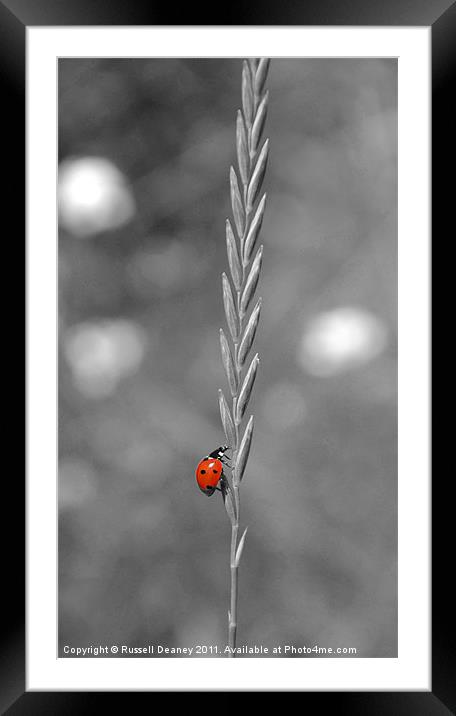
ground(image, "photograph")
xmin=58 ymin=56 xmax=398 ymax=659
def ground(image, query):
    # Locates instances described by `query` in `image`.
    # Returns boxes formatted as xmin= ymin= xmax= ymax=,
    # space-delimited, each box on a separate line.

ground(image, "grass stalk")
xmin=219 ymin=57 xmax=270 ymax=657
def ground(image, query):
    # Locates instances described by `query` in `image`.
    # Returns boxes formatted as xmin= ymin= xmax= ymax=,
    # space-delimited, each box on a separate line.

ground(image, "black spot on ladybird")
xmin=200 ymin=469 xmax=206 ymax=474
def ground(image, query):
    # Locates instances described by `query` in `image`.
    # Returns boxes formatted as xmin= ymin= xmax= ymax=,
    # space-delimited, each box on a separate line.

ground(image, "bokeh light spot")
xmin=58 ymin=157 xmax=135 ymax=237
xmin=64 ymin=319 xmax=146 ymax=398
xmin=299 ymin=306 xmax=388 ymax=376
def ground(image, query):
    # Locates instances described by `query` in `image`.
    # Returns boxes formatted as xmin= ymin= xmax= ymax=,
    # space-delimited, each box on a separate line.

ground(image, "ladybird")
xmin=196 ymin=445 xmax=230 ymax=496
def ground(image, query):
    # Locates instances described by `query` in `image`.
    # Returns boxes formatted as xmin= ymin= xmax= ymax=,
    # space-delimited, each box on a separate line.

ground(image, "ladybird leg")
xmin=219 ymin=475 xmax=231 ymax=494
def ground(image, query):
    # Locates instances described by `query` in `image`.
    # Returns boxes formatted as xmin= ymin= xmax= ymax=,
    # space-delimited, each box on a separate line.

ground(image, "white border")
xmin=27 ymin=27 xmax=430 ymax=691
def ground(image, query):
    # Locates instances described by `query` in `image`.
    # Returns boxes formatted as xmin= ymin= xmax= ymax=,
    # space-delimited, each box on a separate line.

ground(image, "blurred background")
xmin=58 ymin=58 xmax=397 ymax=657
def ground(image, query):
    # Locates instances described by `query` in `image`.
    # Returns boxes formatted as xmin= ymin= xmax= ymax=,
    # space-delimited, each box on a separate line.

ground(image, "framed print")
xmin=1 ymin=0 xmax=449 ymax=709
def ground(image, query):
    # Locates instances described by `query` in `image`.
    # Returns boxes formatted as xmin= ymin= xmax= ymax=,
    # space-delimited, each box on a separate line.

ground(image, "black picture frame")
xmin=4 ymin=0 xmax=448 ymax=710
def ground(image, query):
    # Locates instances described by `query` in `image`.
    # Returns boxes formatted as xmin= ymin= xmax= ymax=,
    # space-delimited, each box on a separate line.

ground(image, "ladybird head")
xmin=208 ymin=445 xmax=230 ymax=459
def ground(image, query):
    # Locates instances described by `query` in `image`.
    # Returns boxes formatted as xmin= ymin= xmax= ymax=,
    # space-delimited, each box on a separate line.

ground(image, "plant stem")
xmin=228 ymin=519 xmax=239 ymax=654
